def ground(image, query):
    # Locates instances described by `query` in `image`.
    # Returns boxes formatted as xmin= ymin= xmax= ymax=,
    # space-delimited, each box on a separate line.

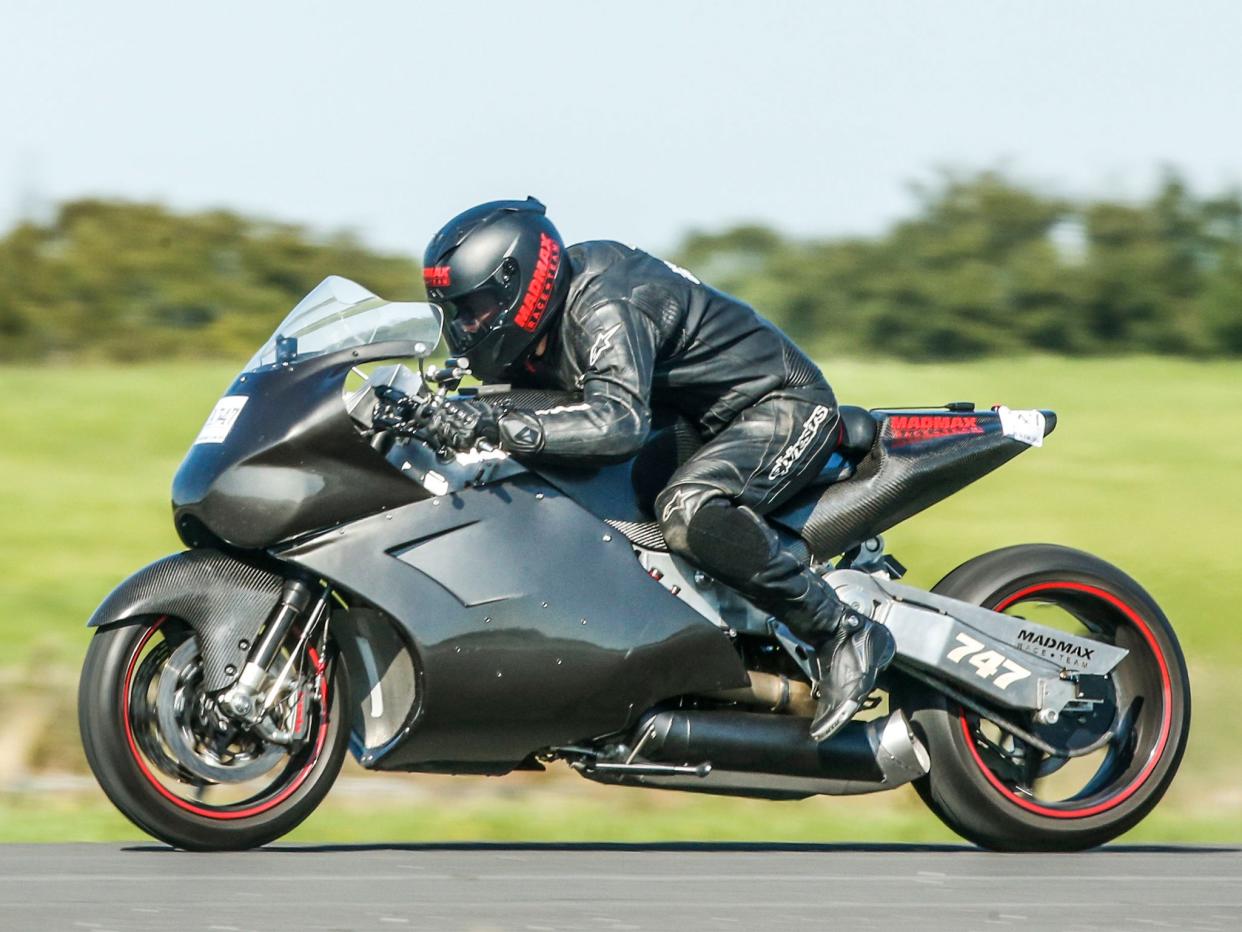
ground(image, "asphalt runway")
xmin=1 ymin=843 xmax=1238 ymax=931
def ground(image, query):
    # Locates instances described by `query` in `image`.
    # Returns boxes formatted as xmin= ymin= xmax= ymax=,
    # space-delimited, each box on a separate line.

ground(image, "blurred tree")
xmin=671 ymin=170 xmax=1242 ymax=360
xmin=3 ymin=175 xmax=1242 ymax=364
xmin=0 ymin=200 xmax=418 ymax=363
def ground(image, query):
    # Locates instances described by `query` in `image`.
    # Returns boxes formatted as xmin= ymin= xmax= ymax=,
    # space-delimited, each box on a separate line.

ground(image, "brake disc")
xmin=156 ymin=638 xmax=283 ymax=784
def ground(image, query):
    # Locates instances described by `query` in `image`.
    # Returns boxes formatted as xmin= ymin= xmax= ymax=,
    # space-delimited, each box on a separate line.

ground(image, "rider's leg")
xmin=655 ymin=389 xmax=895 ymax=741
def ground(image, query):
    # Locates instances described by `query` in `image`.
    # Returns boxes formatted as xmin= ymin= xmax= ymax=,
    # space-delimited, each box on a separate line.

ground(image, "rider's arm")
xmin=497 ymin=299 xmax=657 ymax=464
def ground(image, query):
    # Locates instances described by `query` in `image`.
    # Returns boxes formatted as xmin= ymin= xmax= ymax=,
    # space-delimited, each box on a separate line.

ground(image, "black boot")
xmin=676 ymin=499 xmax=896 ymax=739
xmin=808 ymin=610 xmax=896 ymax=742
xmin=747 ymin=553 xmax=896 ymax=741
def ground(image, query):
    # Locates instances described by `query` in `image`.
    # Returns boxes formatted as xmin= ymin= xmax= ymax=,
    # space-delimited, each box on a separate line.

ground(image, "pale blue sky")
xmin=3 ymin=1 xmax=1239 ymax=254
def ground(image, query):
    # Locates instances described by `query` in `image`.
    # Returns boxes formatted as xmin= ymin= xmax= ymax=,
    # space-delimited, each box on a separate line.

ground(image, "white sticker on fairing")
xmin=422 ymin=470 xmax=450 ymax=496
xmin=193 ymin=396 xmax=248 ymax=444
xmin=996 ymin=406 xmax=1046 ymax=447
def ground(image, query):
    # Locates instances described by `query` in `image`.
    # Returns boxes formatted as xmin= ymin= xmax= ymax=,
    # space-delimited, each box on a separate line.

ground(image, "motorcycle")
xmin=78 ymin=275 xmax=1191 ymax=851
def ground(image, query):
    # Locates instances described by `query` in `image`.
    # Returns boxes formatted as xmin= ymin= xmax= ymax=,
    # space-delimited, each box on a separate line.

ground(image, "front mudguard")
xmin=86 ymin=549 xmax=284 ymax=691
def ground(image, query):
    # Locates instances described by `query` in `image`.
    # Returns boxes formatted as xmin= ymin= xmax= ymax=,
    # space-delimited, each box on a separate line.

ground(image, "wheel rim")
xmin=121 ymin=616 xmax=332 ymax=821
xmin=959 ymin=581 xmax=1174 ymax=819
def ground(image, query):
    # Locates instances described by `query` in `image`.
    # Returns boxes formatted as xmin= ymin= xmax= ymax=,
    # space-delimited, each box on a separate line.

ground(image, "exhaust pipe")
xmin=704 ymin=670 xmax=818 ymax=717
xmin=585 ymin=709 xmax=929 ymax=799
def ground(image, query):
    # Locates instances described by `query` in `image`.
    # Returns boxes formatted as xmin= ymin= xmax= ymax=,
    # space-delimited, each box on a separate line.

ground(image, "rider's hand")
xmin=427 ymin=397 xmax=500 ymax=451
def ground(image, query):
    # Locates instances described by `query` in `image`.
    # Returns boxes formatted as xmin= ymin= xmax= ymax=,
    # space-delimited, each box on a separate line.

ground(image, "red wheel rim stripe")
xmin=121 ymin=618 xmax=330 ymax=821
xmin=959 ymin=581 xmax=1173 ymax=820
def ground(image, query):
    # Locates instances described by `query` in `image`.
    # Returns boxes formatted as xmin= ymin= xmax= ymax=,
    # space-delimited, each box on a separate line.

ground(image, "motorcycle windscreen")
xmin=244 ymin=275 xmax=444 ymax=371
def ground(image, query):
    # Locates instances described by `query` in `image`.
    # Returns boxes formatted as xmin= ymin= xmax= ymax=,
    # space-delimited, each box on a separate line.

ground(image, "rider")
xmin=420 ymin=197 xmax=895 ymax=741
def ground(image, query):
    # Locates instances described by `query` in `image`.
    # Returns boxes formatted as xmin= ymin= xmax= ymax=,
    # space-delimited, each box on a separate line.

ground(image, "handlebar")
xmin=370 ymin=381 xmax=498 ymax=460
xmin=370 ymin=385 xmax=437 ymax=433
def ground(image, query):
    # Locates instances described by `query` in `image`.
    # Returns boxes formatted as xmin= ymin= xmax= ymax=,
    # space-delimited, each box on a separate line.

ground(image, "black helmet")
xmin=423 ymin=197 xmax=569 ymax=380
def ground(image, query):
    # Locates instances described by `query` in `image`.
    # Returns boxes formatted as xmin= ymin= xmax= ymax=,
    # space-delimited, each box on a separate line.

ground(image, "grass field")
xmin=1 ymin=356 xmax=1239 ymax=842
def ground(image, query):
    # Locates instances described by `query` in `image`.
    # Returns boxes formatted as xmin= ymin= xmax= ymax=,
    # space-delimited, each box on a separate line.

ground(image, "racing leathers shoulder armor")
xmin=491 ymin=240 xmax=828 ymax=462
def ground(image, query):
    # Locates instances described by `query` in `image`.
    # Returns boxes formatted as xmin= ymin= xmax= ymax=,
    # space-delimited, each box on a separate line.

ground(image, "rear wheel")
xmin=894 ymin=544 xmax=1190 ymax=851
xmin=79 ymin=615 xmax=349 ymax=850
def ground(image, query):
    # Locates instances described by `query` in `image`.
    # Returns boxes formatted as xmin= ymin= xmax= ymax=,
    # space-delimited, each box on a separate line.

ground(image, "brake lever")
xmin=368 ymin=385 xmax=439 ymax=437
xmin=372 ymin=384 xmax=407 ymax=404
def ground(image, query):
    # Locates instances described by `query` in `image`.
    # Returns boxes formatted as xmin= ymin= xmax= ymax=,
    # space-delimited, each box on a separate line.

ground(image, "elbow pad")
xmin=497 ymin=410 xmax=546 ymax=456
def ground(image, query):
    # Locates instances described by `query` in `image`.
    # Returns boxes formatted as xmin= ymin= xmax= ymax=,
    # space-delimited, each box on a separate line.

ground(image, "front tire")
xmin=79 ymin=615 xmax=350 ymax=850
xmin=895 ymin=544 xmax=1190 ymax=851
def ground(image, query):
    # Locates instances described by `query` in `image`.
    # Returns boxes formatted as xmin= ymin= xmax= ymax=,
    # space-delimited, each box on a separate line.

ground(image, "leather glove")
xmin=427 ymin=397 xmax=500 ymax=451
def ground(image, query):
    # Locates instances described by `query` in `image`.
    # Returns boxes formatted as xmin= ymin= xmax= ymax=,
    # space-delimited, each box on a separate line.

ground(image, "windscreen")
xmin=244 ymin=276 xmax=443 ymax=371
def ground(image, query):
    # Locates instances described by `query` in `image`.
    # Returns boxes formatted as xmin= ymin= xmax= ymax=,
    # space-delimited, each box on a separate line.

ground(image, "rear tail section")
xmin=771 ymin=408 xmax=1056 ymax=560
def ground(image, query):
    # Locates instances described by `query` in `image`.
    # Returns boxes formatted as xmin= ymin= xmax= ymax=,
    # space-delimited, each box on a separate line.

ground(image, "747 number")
xmin=947 ymin=633 xmax=1031 ymax=689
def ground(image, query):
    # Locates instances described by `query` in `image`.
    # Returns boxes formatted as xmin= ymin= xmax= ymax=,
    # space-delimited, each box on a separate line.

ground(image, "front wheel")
xmin=894 ymin=544 xmax=1190 ymax=851
xmin=79 ymin=614 xmax=350 ymax=850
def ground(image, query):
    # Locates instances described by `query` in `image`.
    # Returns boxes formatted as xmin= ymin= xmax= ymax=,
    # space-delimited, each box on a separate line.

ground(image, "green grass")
xmin=0 ymin=356 xmax=1239 ymax=842
xmin=4 ymin=779 xmax=1241 ymax=845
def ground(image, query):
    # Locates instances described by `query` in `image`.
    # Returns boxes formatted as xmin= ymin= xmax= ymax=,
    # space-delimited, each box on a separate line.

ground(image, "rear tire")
xmin=894 ymin=544 xmax=1190 ymax=851
xmin=80 ymin=615 xmax=350 ymax=851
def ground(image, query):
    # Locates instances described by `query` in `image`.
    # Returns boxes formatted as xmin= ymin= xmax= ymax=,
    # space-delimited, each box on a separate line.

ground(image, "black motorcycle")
xmin=79 ymin=276 xmax=1190 ymax=851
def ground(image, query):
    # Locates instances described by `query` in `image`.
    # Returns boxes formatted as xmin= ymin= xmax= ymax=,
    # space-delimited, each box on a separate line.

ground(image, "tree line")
xmin=2 ymin=171 xmax=1240 ymax=364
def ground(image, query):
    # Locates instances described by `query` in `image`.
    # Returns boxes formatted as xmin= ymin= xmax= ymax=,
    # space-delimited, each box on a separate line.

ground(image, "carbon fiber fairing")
xmin=771 ymin=409 xmax=1055 ymax=560
xmin=605 ymin=519 xmax=670 ymax=550
xmin=86 ymin=549 xmax=283 ymax=691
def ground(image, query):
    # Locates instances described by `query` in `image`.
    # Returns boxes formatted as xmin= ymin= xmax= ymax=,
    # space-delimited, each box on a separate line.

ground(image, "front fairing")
xmin=173 ymin=341 xmax=434 ymax=549
xmin=173 ymin=276 xmax=449 ymax=548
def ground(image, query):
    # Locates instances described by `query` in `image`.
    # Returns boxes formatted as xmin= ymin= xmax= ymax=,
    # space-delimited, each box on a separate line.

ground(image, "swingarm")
xmin=827 ymin=569 xmax=1128 ymax=724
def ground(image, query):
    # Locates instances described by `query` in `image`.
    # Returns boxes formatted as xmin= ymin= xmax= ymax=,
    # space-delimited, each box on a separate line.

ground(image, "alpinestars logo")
xmin=588 ymin=323 xmax=623 ymax=368
xmin=513 ymin=234 xmax=561 ymax=332
xmin=768 ymin=405 xmax=831 ymax=481
xmin=660 ymin=488 xmax=695 ymax=524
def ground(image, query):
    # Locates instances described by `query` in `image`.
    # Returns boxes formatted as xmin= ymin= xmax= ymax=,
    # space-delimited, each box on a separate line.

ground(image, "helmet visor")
xmin=443 ymin=276 xmax=519 ymax=353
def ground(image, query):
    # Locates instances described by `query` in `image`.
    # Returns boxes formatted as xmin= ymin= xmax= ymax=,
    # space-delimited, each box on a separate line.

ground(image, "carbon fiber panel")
xmin=87 ymin=549 xmax=283 ymax=691
xmin=605 ymin=519 xmax=669 ymax=550
xmin=476 ymin=386 xmax=582 ymax=412
xmin=771 ymin=411 xmax=1034 ymax=560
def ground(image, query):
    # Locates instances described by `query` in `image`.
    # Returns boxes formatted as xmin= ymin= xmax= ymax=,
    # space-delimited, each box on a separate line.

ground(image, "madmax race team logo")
xmin=768 ymin=405 xmax=832 ymax=481
xmin=423 ymin=266 xmax=452 ymax=288
xmin=513 ymin=234 xmax=561 ymax=332
xmin=1016 ymin=628 xmax=1095 ymax=668
xmin=888 ymin=414 xmax=984 ymax=446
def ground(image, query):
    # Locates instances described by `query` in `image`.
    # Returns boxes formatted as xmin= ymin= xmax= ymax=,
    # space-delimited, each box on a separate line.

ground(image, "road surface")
xmin=1 ymin=843 xmax=1238 ymax=930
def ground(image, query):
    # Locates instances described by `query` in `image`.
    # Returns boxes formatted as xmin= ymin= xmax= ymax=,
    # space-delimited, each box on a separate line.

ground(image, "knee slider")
xmin=683 ymin=500 xmax=780 ymax=582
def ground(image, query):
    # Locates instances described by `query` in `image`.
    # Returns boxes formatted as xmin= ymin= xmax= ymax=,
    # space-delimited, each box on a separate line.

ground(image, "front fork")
xmin=217 ymin=578 xmax=330 ymax=746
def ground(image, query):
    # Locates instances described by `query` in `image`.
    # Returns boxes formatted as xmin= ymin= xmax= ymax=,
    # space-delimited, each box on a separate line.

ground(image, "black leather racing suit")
xmin=491 ymin=240 xmax=847 ymax=639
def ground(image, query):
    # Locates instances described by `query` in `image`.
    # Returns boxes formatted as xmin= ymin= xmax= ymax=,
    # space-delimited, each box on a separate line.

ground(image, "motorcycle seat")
xmin=809 ymin=405 xmax=878 ymax=487
xmin=837 ymin=405 xmax=878 ymax=457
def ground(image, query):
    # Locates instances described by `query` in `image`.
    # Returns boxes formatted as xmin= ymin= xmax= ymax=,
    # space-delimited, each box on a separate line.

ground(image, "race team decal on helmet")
xmin=768 ymin=404 xmax=832 ymax=480
xmin=423 ymin=266 xmax=452 ymax=288
xmin=512 ymin=234 xmax=562 ymax=332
